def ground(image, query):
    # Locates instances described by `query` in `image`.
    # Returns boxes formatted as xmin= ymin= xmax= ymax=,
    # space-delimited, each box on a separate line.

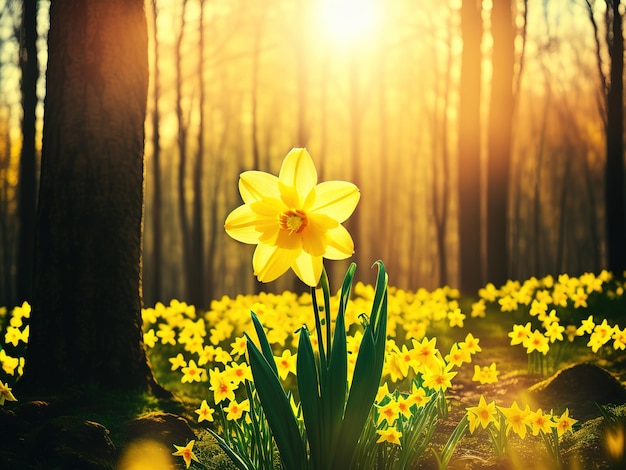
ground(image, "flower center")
xmin=279 ymin=209 xmax=308 ymax=234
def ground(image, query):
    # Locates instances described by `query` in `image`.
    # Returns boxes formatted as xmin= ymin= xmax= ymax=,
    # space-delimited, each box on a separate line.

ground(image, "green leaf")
xmin=296 ymin=326 xmax=323 ymax=468
xmin=331 ymin=261 xmax=388 ymax=468
xmin=324 ymin=264 xmax=355 ymax=462
xmin=250 ymin=310 xmax=278 ymax=376
xmin=246 ymin=333 xmax=308 ymax=470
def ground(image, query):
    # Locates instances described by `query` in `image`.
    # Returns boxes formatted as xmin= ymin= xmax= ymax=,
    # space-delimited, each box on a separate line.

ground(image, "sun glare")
xmin=316 ymin=0 xmax=379 ymax=47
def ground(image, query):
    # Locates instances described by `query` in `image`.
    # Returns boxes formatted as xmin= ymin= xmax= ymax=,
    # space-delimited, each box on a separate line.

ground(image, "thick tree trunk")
xmin=486 ymin=0 xmax=514 ymax=287
xmin=458 ymin=0 xmax=483 ymax=294
xmin=606 ymin=0 xmax=626 ymax=276
xmin=20 ymin=0 xmax=162 ymax=396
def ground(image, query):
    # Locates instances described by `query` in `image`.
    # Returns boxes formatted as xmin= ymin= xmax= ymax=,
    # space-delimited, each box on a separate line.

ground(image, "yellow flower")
xmin=466 ymin=395 xmax=498 ymax=433
xmin=406 ymin=383 xmax=431 ymax=408
xmin=445 ymin=343 xmax=471 ymax=367
xmin=172 ymin=440 xmax=199 ymax=469
xmin=613 ymin=327 xmax=626 ymax=350
xmin=376 ymin=427 xmax=402 ymax=445
xmin=275 ymin=349 xmax=298 ymax=380
xmin=377 ymin=400 xmax=400 ymax=426
xmin=447 ymin=308 xmax=466 ymax=328
xmin=577 ymin=315 xmax=595 ymax=336
xmin=472 ymin=363 xmax=499 ymax=384
xmin=169 ymin=353 xmax=187 ymax=371
xmin=195 ymin=399 xmax=215 ymax=423
xmin=224 ymin=362 xmax=253 ymax=384
xmin=555 ymin=408 xmax=577 ymax=437
xmin=224 ymin=399 xmax=250 ymax=421
xmin=545 ymin=321 xmax=565 ymax=343
xmin=523 ymin=329 xmax=550 ymax=355
xmin=508 ymin=322 xmax=532 ymax=346
xmin=422 ymin=361 xmax=457 ymax=392
xmin=528 ymin=408 xmax=555 ymax=436
xmin=209 ymin=368 xmax=236 ymax=404
xmin=470 ymin=300 xmax=486 ymax=318
xmin=0 ymin=379 xmax=17 ymax=405
xmin=181 ymin=360 xmax=205 ymax=383
xmin=459 ymin=333 xmax=481 ymax=355
xmin=143 ymin=328 xmax=157 ymax=348
xmin=224 ymin=148 xmax=360 ymax=286
xmin=500 ymin=401 xmax=531 ymax=439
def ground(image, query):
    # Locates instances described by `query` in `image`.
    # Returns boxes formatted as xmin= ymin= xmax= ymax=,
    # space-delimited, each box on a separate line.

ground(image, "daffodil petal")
xmin=278 ymin=148 xmax=317 ymax=203
xmin=239 ymin=171 xmax=280 ymax=203
xmin=323 ymin=224 xmax=354 ymax=259
xmin=253 ymin=244 xmax=299 ymax=283
xmin=308 ymin=181 xmax=360 ymax=223
xmin=302 ymin=216 xmax=330 ymax=257
xmin=275 ymin=229 xmax=304 ymax=250
xmin=291 ymin=252 xmax=323 ymax=287
xmin=224 ymin=205 xmax=263 ymax=244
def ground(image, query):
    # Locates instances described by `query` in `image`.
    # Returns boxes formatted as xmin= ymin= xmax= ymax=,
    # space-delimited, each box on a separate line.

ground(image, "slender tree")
xmin=458 ymin=0 xmax=483 ymax=294
xmin=16 ymin=0 xmax=39 ymax=304
xmin=19 ymin=0 xmax=163 ymax=395
xmin=149 ymin=0 xmax=163 ymax=305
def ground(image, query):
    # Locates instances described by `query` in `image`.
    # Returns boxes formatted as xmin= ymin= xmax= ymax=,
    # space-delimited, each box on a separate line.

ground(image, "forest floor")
xmin=2 ymin=315 xmax=626 ymax=469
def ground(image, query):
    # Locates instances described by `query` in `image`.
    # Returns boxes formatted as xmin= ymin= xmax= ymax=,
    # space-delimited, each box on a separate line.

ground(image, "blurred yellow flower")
xmin=472 ymin=363 xmax=499 ymax=384
xmin=224 ymin=148 xmax=360 ymax=286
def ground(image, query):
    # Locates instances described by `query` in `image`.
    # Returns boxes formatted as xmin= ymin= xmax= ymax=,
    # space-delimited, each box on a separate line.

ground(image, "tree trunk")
xmin=486 ymin=0 xmax=514 ymax=287
xmin=458 ymin=0 xmax=483 ymax=294
xmin=605 ymin=0 xmax=626 ymax=276
xmin=16 ymin=0 xmax=39 ymax=304
xmin=20 ymin=0 xmax=163 ymax=396
xmin=190 ymin=0 xmax=206 ymax=308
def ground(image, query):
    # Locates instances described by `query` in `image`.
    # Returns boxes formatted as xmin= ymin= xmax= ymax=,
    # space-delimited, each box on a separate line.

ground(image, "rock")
xmin=123 ymin=411 xmax=196 ymax=448
xmin=28 ymin=415 xmax=116 ymax=470
xmin=524 ymin=363 xmax=626 ymax=421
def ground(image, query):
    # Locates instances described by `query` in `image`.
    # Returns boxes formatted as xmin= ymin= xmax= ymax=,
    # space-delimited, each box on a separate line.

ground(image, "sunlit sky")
xmin=316 ymin=0 xmax=380 ymax=46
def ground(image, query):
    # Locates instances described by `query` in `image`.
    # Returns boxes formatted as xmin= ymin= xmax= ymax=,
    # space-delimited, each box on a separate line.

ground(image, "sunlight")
xmin=315 ymin=0 xmax=380 ymax=47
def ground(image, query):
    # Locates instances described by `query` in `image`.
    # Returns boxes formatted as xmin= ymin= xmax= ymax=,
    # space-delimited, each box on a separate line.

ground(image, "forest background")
xmin=0 ymin=0 xmax=624 ymax=310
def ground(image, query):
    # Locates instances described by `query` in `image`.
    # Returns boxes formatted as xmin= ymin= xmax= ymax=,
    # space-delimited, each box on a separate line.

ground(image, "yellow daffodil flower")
xmin=209 ymin=367 xmax=236 ymax=404
xmin=376 ymin=427 xmax=403 ymax=445
xmin=377 ymin=400 xmax=400 ymax=426
xmin=224 ymin=148 xmax=360 ymax=286
xmin=466 ymin=395 xmax=498 ymax=433
xmin=224 ymin=398 xmax=250 ymax=421
xmin=500 ymin=401 xmax=531 ymax=439
xmin=0 ymin=379 xmax=17 ymax=405
xmin=172 ymin=440 xmax=199 ymax=469
xmin=555 ymin=408 xmax=577 ymax=437
xmin=528 ymin=408 xmax=555 ymax=436
xmin=195 ymin=399 xmax=215 ymax=423
xmin=274 ymin=349 xmax=297 ymax=380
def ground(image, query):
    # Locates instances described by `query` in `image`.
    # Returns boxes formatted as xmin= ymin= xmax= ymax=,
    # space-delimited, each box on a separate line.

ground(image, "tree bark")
xmin=20 ymin=0 xmax=163 ymax=396
xmin=605 ymin=0 xmax=626 ymax=276
xmin=16 ymin=0 xmax=39 ymax=304
xmin=486 ymin=0 xmax=515 ymax=287
xmin=458 ymin=0 xmax=483 ymax=294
